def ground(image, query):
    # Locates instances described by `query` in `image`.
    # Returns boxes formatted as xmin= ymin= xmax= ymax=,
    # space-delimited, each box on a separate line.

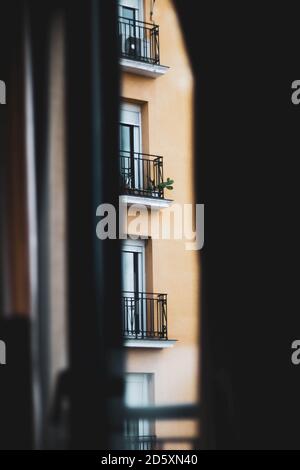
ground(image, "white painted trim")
xmin=120 ymin=102 xmax=142 ymax=127
xmin=123 ymin=238 xmax=145 ymax=249
xmin=120 ymin=194 xmax=173 ymax=210
xmin=120 ymin=102 xmax=142 ymax=167
xmin=124 ymin=339 xmax=177 ymax=349
xmin=120 ymin=58 xmax=169 ymax=78
xmin=121 ymin=101 xmax=141 ymax=116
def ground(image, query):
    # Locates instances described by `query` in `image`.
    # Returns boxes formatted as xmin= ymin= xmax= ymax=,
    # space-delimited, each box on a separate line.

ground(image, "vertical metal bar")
xmin=143 ymin=25 xmax=146 ymax=61
xmin=123 ymin=296 xmax=126 ymax=337
xmin=157 ymin=158 xmax=160 ymax=197
xmin=157 ymin=26 xmax=159 ymax=64
xmin=130 ymin=126 xmax=135 ymax=190
xmin=131 ymin=296 xmax=134 ymax=336
xmin=165 ymin=295 xmax=168 ymax=339
xmin=146 ymin=158 xmax=149 ymax=196
xmin=151 ymin=27 xmax=153 ymax=63
xmin=161 ymin=157 xmax=164 ymax=198
xmin=156 ymin=294 xmax=159 ymax=338
xmin=148 ymin=299 xmax=155 ymax=337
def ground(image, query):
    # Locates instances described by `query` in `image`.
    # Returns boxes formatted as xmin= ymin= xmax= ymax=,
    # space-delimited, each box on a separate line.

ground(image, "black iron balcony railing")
xmin=124 ymin=435 xmax=157 ymax=451
xmin=120 ymin=151 xmax=164 ymax=199
xmin=118 ymin=17 xmax=160 ymax=65
xmin=122 ymin=292 xmax=168 ymax=340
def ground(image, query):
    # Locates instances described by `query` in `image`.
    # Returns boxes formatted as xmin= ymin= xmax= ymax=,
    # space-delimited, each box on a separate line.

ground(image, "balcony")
xmin=122 ymin=292 xmax=175 ymax=348
xmin=118 ymin=17 xmax=169 ymax=78
xmin=120 ymin=151 xmax=172 ymax=209
xmin=122 ymin=291 xmax=167 ymax=339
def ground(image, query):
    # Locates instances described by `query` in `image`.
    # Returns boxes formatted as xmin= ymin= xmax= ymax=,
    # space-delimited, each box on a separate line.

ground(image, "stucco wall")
xmin=123 ymin=0 xmax=200 ymax=447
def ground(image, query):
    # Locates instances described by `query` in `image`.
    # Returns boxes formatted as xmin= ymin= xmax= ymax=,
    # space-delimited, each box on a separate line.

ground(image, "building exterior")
xmin=119 ymin=0 xmax=199 ymax=450
xmin=0 ymin=0 xmax=200 ymax=450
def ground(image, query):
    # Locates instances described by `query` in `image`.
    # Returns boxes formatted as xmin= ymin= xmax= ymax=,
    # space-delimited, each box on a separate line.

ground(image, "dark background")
xmin=1 ymin=0 xmax=300 ymax=450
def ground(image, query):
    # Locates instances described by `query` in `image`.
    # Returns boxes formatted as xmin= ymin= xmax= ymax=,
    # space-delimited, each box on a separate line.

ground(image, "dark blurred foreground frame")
xmin=175 ymin=0 xmax=300 ymax=450
xmin=2 ymin=0 xmax=300 ymax=452
xmin=0 ymin=319 xmax=33 ymax=449
xmin=0 ymin=0 xmax=123 ymax=450
xmin=0 ymin=0 xmax=34 ymax=450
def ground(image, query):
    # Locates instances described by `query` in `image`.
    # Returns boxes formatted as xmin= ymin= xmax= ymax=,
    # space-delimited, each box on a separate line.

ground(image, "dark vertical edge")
xmin=29 ymin=0 xmax=54 ymax=448
xmin=65 ymin=0 xmax=123 ymax=449
xmin=173 ymin=0 xmax=207 ymax=450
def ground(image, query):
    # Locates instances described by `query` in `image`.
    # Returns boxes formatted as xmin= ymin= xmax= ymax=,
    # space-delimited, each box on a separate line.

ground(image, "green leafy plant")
xmin=158 ymin=177 xmax=174 ymax=192
xmin=147 ymin=177 xmax=174 ymax=193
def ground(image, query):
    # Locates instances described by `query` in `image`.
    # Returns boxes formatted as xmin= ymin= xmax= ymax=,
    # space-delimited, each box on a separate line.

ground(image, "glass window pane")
xmin=120 ymin=124 xmax=132 ymax=153
xmin=121 ymin=7 xmax=136 ymax=21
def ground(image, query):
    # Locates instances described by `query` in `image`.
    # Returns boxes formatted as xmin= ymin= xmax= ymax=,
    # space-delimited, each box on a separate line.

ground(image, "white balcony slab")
xmin=120 ymin=58 xmax=169 ymax=78
xmin=124 ymin=339 xmax=177 ymax=349
xmin=120 ymin=194 xmax=173 ymax=210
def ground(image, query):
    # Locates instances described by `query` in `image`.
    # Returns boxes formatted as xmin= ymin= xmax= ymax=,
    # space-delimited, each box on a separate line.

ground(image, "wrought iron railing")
xmin=124 ymin=404 xmax=200 ymax=450
xmin=122 ymin=292 xmax=168 ymax=339
xmin=118 ymin=17 xmax=160 ymax=64
xmin=120 ymin=151 xmax=164 ymax=199
xmin=124 ymin=435 xmax=157 ymax=450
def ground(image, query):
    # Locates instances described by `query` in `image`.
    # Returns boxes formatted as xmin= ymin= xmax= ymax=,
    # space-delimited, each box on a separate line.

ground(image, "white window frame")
xmin=119 ymin=0 xmax=144 ymax=22
xmin=125 ymin=373 xmax=155 ymax=437
xmin=120 ymin=102 xmax=142 ymax=154
xmin=120 ymin=102 xmax=143 ymax=191
xmin=122 ymin=239 xmax=146 ymax=294
xmin=120 ymin=102 xmax=142 ymax=138
xmin=122 ymin=239 xmax=147 ymax=337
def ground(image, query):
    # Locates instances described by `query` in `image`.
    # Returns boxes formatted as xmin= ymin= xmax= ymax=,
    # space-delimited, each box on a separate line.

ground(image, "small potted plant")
xmin=147 ymin=177 xmax=174 ymax=197
xmin=158 ymin=177 xmax=174 ymax=196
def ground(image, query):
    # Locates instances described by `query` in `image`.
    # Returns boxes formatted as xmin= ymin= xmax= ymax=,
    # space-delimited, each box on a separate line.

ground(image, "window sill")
xmin=120 ymin=58 xmax=169 ymax=78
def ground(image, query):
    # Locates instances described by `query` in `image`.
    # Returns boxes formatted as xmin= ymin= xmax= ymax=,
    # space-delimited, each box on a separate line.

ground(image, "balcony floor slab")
xmin=124 ymin=339 xmax=177 ymax=349
xmin=120 ymin=58 xmax=169 ymax=78
xmin=120 ymin=194 xmax=173 ymax=210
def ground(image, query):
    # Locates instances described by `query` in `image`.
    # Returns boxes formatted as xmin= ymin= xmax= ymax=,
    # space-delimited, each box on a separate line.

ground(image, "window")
xmin=122 ymin=239 xmax=146 ymax=337
xmin=120 ymin=102 xmax=166 ymax=200
xmin=121 ymin=7 xmax=136 ymax=22
xmin=119 ymin=0 xmax=143 ymax=22
xmin=122 ymin=239 xmax=145 ymax=293
xmin=125 ymin=373 xmax=155 ymax=450
xmin=120 ymin=102 xmax=143 ymax=193
xmin=120 ymin=102 xmax=142 ymax=152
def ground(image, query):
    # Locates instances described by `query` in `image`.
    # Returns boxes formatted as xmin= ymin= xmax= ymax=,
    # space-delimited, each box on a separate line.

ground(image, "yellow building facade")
xmin=119 ymin=0 xmax=199 ymax=449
